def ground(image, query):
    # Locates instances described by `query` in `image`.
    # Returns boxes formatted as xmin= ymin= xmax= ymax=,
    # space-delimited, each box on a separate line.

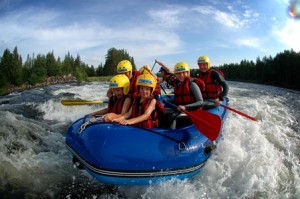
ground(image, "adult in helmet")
xmin=155 ymin=60 xmax=204 ymax=112
xmin=197 ymin=55 xmax=228 ymax=102
xmin=89 ymin=74 xmax=132 ymax=122
xmin=113 ymin=74 xmax=164 ymax=128
xmin=107 ymin=60 xmax=141 ymax=98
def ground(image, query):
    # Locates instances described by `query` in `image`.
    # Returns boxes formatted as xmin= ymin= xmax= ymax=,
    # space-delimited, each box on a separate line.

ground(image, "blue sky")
xmin=1 ymin=0 xmax=299 ymax=72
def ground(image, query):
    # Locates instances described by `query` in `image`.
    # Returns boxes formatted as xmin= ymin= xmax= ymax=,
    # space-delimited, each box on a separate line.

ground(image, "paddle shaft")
xmin=151 ymin=61 xmax=156 ymax=71
xmin=218 ymin=103 xmax=257 ymax=121
xmin=61 ymin=99 xmax=105 ymax=106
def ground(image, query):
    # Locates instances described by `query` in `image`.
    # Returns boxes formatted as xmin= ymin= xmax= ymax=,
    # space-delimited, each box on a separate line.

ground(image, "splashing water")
xmin=0 ymin=81 xmax=299 ymax=198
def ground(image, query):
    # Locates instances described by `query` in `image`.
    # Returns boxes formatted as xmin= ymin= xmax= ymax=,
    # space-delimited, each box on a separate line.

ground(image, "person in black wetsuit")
xmin=155 ymin=60 xmax=204 ymax=127
xmin=197 ymin=55 xmax=229 ymax=102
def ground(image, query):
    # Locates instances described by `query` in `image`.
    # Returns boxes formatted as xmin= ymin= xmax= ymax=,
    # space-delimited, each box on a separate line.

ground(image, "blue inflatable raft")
xmin=65 ymin=98 xmax=229 ymax=185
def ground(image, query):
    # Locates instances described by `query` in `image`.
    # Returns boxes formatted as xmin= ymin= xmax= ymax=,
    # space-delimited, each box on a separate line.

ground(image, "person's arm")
xmin=112 ymin=105 xmax=133 ymax=123
xmin=117 ymin=99 xmax=156 ymax=125
xmin=104 ymin=97 xmax=132 ymax=122
xmin=179 ymin=81 xmax=203 ymax=111
xmin=88 ymin=107 xmax=109 ymax=116
xmin=155 ymin=60 xmax=176 ymax=87
xmin=155 ymin=60 xmax=172 ymax=73
xmin=211 ymin=71 xmax=229 ymax=100
xmin=142 ymin=66 xmax=158 ymax=79
xmin=121 ymin=97 xmax=132 ymax=114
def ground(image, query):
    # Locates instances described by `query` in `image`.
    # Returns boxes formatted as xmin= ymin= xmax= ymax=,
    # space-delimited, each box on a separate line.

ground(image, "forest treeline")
xmin=0 ymin=47 xmax=136 ymax=94
xmin=0 ymin=47 xmax=299 ymax=95
xmin=190 ymin=49 xmax=300 ymax=91
xmin=218 ymin=49 xmax=300 ymax=90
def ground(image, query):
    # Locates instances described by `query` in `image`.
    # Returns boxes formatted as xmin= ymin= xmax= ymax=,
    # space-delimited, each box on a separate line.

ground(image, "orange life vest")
xmin=198 ymin=69 xmax=224 ymax=99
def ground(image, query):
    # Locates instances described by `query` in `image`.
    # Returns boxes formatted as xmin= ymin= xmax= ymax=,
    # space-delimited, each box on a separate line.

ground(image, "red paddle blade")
xmin=184 ymin=109 xmax=222 ymax=141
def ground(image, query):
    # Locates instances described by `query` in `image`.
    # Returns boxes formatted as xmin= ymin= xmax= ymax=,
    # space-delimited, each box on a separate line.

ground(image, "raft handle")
xmin=178 ymin=142 xmax=187 ymax=151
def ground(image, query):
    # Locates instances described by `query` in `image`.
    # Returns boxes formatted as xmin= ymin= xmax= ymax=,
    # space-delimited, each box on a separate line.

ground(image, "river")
xmin=0 ymin=81 xmax=299 ymax=199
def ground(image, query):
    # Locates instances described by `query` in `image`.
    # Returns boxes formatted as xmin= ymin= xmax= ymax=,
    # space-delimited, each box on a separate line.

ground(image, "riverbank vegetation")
xmin=190 ymin=49 xmax=299 ymax=91
xmin=217 ymin=49 xmax=300 ymax=91
xmin=0 ymin=47 xmax=135 ymax=95
xmin=1 ymin=47 xmax=299 ymax=95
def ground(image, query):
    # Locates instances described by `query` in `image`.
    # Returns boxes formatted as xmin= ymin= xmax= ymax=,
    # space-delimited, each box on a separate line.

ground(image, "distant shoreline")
xmin=1 ymin=75 xmax=77 ymax=96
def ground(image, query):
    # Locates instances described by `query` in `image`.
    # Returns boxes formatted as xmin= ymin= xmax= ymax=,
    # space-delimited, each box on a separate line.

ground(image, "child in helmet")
xmin=88 ymin=74 xmax=132 ymax=122
xmin=107 ymin=60 xmax=141 ymax=98
xmin=113 ymin=74 xmax=165 ymax=128
xmin=155 ymin=60 xmax=204 ymax=112
xmin=139 ymin=65 xmax=161 ymax=97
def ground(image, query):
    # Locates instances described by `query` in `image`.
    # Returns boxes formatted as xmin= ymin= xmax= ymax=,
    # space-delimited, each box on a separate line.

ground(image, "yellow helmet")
xmin=136 ymin=74 xmax=157 ymax=94
xmin=139 ymin=65 xmax=151 ymax=74
xmin=174 ymin=62 xmax=190 ymax=76
xmin=109 ymin=74 xmax=130 ymax=95
xmin=117 ymin=60 xmax=132 ymax=75
xmin=197 ymin=55 xmax=211 ymax=68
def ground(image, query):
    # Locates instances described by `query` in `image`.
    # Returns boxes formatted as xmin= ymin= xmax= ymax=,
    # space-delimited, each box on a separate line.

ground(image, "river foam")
xmin=0 ymin=81 xmax=299 ymax=198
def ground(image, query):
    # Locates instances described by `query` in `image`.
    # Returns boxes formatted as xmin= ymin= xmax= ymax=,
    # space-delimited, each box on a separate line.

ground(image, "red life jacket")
xmin=129 ymin=71 xmax=141 ymax=98
xmin=190 ymin=77 xmax=205 ymax=92
xmin=130 ymin=97 xmax=162 ymax=128
xmin=198 ymin=69 xmax=224 ymax=99
xmin=108 ymin=95 xmax=127 ymax=114
xmin=174 ymin=77 xmax=196 ymax=105
xmin=153 ymin=81 xmax=161 ymax=96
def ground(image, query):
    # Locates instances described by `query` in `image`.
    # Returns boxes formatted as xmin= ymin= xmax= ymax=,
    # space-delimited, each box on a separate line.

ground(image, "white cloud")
xmin=193 ymin=5 xmax=259 ymax=28
xmin=235 ymin=38 xmax=262 ymax=49
xmin=1 ymin=0 xmax=293 ymax=68
xmin=148 ymin=6 xmax=186 ymax=28
xmin=0 ymin=5 xmax=183 ymax=67
xmin=274 ymin=19 xmax=300 ymax=51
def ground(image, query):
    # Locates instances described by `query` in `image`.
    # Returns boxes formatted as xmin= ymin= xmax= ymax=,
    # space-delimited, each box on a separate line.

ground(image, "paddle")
xmin=151 ymin=61 xmax=156 ymax=71
xmin=210 ymin=101 xmax=257 ymax=122
xmin=60 ymin=99 xmax=106 ymax=106
xmin=163 ymin=99 xmax=222 ymax=141
xmin=220 ymin=104 xmax=257 ymax=121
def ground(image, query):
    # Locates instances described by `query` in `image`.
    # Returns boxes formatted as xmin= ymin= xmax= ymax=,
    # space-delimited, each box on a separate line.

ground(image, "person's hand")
xmin=155 ymin=60 xmax=172 ymax=74
xmin=103 ymin=113 xmax=118 ymax=122
xmin=112 ymin=118 xmax=121 ymax=123
xmin=142 ymin=65 xmax=150 ymax=71
xmin=155 ymin=59 xmax=162 ymax=65
xmin=177 ymin=105 xmax=186 ymax=112
xmin=106 ymin=87 xmax=114 ymax=98
xmin=108 ymin=93 xmax=113 ymax=98
xmin=214 ymin=100 xmax=222 ymax=105
xmin=102 ymin=114 xmax=109 ymax=122
xmin=117 ymin=119 xmax=133 ymax=125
